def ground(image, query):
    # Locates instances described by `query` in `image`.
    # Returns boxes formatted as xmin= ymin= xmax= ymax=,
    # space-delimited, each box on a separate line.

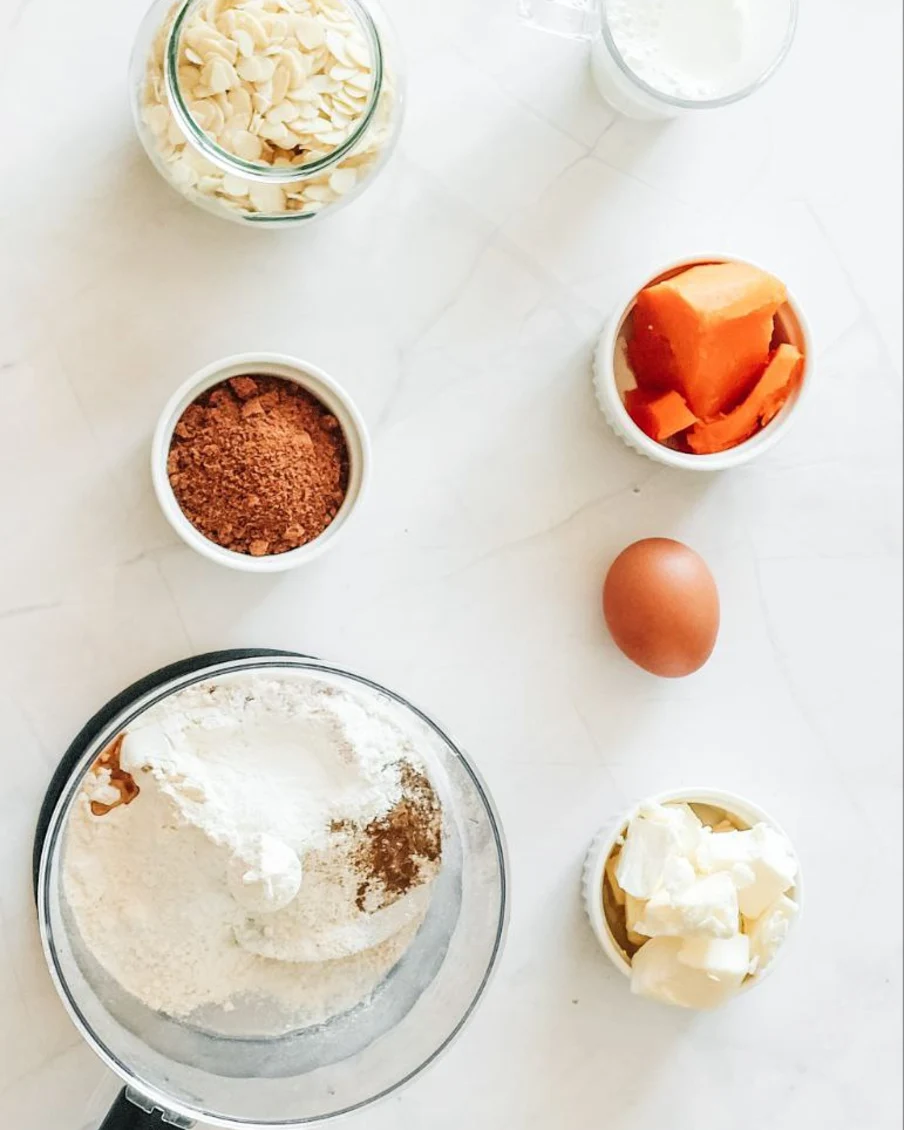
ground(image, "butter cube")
xmin=625 ymin=893 xmax=648 ymax=947
xmin=747 ymin=894 xmax=799 ymax=974
xmin=695 ymin=823 xmax=798 ymax=919
xmin=738 ymin=825 xmax=798 ymax=919
xmin=625 ymin=893 xmax=646 ymax=931
xmin=678 ymin=933 xmax=750 ymax=986
xmin=631 ymin=937 xmax=740 ymax=1011
xmin=616 ymin=803 xmax=703 ymax=899
xmin=696 ymin=828 xmax=754 ymax=872
xmin=605 ymin=851 xmax=626 ymax=906
xmin=636 ymin=872 xmax=740 ymax=940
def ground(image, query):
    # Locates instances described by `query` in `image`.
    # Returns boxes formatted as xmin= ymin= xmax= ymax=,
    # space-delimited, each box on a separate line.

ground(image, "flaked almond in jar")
xmin=131 ymin=0 xmax=403 ymax=224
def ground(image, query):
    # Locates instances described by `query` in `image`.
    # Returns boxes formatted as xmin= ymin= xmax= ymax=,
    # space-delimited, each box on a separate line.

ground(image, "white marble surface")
xmin=0 ymin=0 xmax=902 ymax=1126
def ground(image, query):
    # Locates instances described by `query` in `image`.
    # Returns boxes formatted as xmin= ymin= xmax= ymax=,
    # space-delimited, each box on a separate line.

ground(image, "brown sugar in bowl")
xmin=152 ymin=354 xmax=370 ymax=572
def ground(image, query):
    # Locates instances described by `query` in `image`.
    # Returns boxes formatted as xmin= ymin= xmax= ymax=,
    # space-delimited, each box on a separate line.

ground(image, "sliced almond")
xmin=294 ymin=15 xmax=325 ymax=50
xmin=270 ymin=60 xmax=292 ymax=104
xmin=266 ymin=99 xmax=300 ymax=124
xmin=345 ymin=36 xmax=371 ymax=70
xmin=249 ymin=181 xmax=287 ymax=212
xmin=236 ymin=53 xmax=276 ymax=83
xmin=201 ymin=57 xmax=238 ymax=94
xmin=328 ymin=166 xmax=356 ymax=195
xmin=231 ymin=128 xmax=264 ymax=161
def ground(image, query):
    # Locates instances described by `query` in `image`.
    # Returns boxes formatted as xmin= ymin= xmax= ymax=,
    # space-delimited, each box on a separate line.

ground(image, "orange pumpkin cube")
xmin=687 ymin=344 xmax=803 ymax=455
xmin=625 ymin=388 xmax=699 ymax=443
xmin=628 ymin=262 xmax=788 ymax=418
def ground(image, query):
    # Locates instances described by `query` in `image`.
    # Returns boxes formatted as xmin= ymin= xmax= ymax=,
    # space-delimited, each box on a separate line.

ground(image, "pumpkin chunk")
xmin=687 ymin=344 xmax=803 ymax=455
xmin=628 ymin=262 xmax=787 ymax=418
xmin=625 ymin=388 xmax=699 ymax=443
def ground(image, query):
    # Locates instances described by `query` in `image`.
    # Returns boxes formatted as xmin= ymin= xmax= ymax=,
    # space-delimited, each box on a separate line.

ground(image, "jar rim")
xmin=164 ymin=0 xmax=385 ymax=184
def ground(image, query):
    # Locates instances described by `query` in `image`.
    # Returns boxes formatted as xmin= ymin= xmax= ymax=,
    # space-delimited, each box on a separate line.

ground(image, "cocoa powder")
xmin=167 ymin=375 xmax=350 ymax=557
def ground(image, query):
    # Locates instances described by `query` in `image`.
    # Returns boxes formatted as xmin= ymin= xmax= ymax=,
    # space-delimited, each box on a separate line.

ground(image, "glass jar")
xmin=130 ymin=0 xmax=404 ymax=226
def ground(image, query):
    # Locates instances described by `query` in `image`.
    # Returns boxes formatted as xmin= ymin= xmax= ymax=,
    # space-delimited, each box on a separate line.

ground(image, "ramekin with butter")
xmin=583 ymin=790 xmax=802 ymax=1010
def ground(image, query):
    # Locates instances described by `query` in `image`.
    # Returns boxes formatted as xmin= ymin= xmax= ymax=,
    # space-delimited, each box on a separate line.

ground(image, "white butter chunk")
xmin=662 ymin=803 xmax=705 ymax=851
xmin=696 ymin=822 xmax=798 ymax=919
xmin=738 ymin=825 xmax=799 ymax=919
xmin=678 ymin=933 xmax=750 ymax=985
xmin=605 ymin=852 xmax=626 ymax=907
xmin=660 ymin=854 xmax=697 ymax=895
xmin=636 ymin=872 xmax=740 ymax=940
xmin=696 ymin=827 xmax=755 ymax=871
xmin=631 ymin=937 xmax=740 ymax=1010
xmin=625 ymin=893 xmax=646 ymax=934
xmin=616 ymin=803 xmax=704 ymax=899
xmin=747 ymin=894 xmax=799 ymax=974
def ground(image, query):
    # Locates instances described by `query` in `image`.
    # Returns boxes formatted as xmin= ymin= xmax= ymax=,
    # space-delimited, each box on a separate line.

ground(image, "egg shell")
xmin=603 ymin=538 xmax=720 ymax=678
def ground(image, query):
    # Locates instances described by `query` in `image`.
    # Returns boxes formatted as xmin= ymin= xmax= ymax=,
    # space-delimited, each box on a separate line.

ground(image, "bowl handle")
xmin=100 ymin=1089 xmax=195 ymax=1129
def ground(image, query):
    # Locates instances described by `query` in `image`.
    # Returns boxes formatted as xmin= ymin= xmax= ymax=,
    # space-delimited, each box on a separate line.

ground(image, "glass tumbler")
xmin=517 ymin=0 xmax=798 ymax=121
xmin=129 ymin=0 xmax=405 ymax=225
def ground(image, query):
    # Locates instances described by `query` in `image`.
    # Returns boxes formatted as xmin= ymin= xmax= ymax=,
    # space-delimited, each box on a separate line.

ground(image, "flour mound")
xmin=63 ymin=672 xmax=443 ymax=1025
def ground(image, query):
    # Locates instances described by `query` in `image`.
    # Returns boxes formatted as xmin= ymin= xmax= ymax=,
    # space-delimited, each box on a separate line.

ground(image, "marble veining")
xmin=0 ymin=0 xmax=901 ymax=1127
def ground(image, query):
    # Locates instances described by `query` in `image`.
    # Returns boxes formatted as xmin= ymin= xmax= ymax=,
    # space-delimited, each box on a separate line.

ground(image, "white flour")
xmin=63 ymin=672 xmax=442 ymax=1026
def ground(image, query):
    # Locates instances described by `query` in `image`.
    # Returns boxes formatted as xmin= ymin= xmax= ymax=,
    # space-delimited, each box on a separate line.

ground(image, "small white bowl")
xmin=593 ymin=255 xmax=814 ymax=471
xmin=152 ymin=353 xmax=371 ymax=573
xmin=582 ymin=788 xmax=803 ymax=999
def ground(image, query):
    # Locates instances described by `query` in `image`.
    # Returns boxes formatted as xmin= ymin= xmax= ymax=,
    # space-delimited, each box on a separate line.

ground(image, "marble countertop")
xmin=0 ymin=0 xmax=901 ymax=1126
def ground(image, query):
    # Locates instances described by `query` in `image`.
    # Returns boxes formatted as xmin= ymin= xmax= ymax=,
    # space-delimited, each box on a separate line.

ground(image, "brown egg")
xmin=603 ymin=538 xmax=720 ymax=678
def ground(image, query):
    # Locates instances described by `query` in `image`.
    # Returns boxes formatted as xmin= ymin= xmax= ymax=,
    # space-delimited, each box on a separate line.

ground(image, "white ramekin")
xmin=582 ymin=787 xmax=804 ymax=999
xmin=152 ymin=353 xmax=371 ymax=573
xmin=593 ymin=255 xmax=814 ymax=471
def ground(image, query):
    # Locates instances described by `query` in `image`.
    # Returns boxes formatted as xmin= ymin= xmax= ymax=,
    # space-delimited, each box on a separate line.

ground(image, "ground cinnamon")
xmin=354 ymin=763 xmax=443 ymax=912
xmin=167 ymin=375 xmax=349 ymax=557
